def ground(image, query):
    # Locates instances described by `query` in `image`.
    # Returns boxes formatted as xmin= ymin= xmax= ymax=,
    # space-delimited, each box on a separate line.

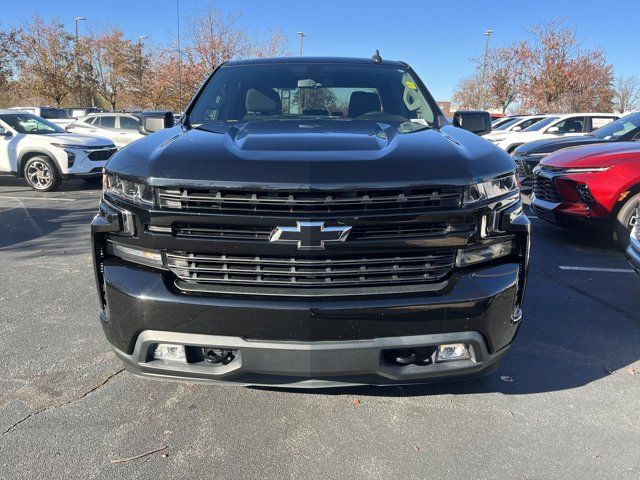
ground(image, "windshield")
xmin=592 ymin=113 xmax=640 ymax=140
xmin=41 ymin=108 xmax=70 ymax=119
xmin=0 ymin=113 xmax=66 ymax=134
xmin=188 ymin=63 xmax=437 ymax=132
xmin=522 ymin=116 xmax=559 ymax=132
xmin=494 ymin=118 xmax=520 ymax=130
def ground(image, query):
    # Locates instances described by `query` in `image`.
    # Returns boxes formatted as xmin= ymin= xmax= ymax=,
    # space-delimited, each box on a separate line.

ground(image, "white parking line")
xmin=0 ymin=195 xmax=75 ymax=202
xmin=559 ymin=266 xmax=634 ymax=273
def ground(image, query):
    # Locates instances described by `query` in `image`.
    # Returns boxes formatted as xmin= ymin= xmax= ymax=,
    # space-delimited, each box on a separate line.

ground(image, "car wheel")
xmin=613 ymin=192 xmax=640 ymax=248
xmin=23 ymin=156 xmax=62 ymax=192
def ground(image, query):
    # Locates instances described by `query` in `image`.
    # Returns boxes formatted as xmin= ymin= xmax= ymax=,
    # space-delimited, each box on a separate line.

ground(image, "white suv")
xmin=489 ymin=113 xmax=619 ymax=153
xmin=65 ymin=113 xmax=144 ymax=148
xmin=8 ymin=106 xmax=76 ymax=128
xmin=0 ymin=109 xmax=117 ymax=191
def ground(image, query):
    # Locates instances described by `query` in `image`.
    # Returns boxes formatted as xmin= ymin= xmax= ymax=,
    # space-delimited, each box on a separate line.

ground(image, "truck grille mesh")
xmin=533 ymin=175 xmax=561 ymax=202
xmin=158 ymin=186 xmax=464 ymax=215
xmin=166 ymin=251 xmax=457 ymax=288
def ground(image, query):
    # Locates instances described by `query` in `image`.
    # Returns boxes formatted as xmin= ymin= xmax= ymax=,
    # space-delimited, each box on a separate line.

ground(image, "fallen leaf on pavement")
xmin=625 ymin=368 xmax=637 ymax=375
xmin=351 ymin=398 xmax=361 ymax=407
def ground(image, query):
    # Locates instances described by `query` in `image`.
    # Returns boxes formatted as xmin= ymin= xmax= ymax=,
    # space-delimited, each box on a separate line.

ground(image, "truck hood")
xmin=107 ymin=120 xmax=516 ymax=189
xmin=542 ymin=142 xmax=640 ymax=168
xmin=515 ymin=135 xmax=607 ymax=155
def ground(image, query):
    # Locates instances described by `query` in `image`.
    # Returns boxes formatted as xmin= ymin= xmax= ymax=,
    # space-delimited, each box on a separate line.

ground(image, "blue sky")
xmin=3 ymin=0 xmax=639 ymax=100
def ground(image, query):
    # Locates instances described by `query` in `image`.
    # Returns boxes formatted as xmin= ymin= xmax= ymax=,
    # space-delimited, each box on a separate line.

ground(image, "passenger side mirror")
xmin=547 ymin=126 xmax=560 ymax=134
xmin=452 ymin=110 xmax=492 ymax=136
xmin=0 ymin=126 xmax=12 ymax=139
xmin=511 ymin=126 xmax=522 ymax=132
xmin=137 ymin=111 xmax=175 ymax=135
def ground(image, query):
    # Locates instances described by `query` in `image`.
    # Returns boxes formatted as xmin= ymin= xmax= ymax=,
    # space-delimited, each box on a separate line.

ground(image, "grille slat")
xmin=166 ymin=251 xmax=456 ymax=288
xmin=159 ymin=186 xmax=464 ymax=214
xmin=165 ymin=222 xmax=474 ymax=242
xmin=533 ymin=175 xmax=561 ymax=202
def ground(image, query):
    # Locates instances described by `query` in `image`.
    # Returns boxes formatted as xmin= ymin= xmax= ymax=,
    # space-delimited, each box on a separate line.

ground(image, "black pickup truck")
xmin=92 ymin=56 xmax=529 ymax=387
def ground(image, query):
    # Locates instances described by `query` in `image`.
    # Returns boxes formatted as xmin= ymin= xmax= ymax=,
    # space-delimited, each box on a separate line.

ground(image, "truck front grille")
xmin=88 ymin=148 xmax=118 ymax=161
xmin=158 ymin=186 xmax=464 ymax=215
xmin=169 ymin=222 xmax=475 ymax=242
xmin=166 ymin=251 xmax=457 ymax=288
xmin=533 ymin=175 xmax=561 ymax=202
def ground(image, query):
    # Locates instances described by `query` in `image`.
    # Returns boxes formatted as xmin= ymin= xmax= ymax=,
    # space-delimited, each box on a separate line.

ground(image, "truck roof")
xmin=224 ymin=56 xmax=407 ymax=68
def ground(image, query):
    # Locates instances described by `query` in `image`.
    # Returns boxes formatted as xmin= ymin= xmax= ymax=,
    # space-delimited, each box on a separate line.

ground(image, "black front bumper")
xmin=92 ymin=193 xmax=529 ymax=387
xmin=98 ymin=257 xmax=522 ymax=386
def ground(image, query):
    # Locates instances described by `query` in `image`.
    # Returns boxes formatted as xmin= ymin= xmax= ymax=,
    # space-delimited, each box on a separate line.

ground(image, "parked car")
xmin=627 ymin=202 xmax=640 ymax=274
xmin=0 ymin=110 xmax=117 ymax=191
xmin=483 ymin=114 xmax=550 ymax=139
xmin=92 ymin=56 xmax=530 ymax=387
xmin=531 ymin=142 xmax=640 ymax=247
xmin=65 ymin=113 xmax=144 ymax=148
xmin=491 ymin=115 xmax=521 ymax=129
xmin=514 ymin=112 xmax=640 ymax=187
xmin=63 ymin=107 xmax=102 ymax=118
xmin=491 ymin=113 xmax=620 ymax=153
xmin=8 ymin=106 xmax=75 ymax=128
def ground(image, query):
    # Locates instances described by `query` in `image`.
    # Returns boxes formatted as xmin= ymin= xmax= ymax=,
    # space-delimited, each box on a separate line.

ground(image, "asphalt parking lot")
xmin=0 ymin=177 xmax=639 ymax=479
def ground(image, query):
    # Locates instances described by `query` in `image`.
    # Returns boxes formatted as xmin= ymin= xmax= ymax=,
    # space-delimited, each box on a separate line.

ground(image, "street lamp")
xmin=297 ymin=32 xmax=306 ymax=56
xmin=74 ymin=16 xmax=86 ymax=42
xmin=481 ymin=29 xmax=493 ymax=109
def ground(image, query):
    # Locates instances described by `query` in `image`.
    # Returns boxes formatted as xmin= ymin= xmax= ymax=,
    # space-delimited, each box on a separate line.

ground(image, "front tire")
xmin=613 ymin=192 xmax=639 ymax=248
xmin=23 ymin=156 xmax=62 ymax=192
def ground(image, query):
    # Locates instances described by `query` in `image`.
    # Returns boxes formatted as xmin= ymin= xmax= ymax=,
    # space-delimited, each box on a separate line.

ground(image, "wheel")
xmin=613 ymin=192 xmax=639 ymax=248
xmin=23 ymin=155 xmax=62 ymax=192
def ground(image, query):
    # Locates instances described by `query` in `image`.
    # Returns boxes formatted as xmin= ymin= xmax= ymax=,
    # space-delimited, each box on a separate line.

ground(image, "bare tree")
xmin=486 ymin=44 xmax=526 ymax=114
xmin=452 ymin=74 xmax=485 ymax=110
xmin=85 ymin=28 xmax=136 ymax=110
xmin=14 ymin=17 xmax=74 ymax=106
xmin=613 ymin=75 xmax=640 ymax=113
xmin=519 ymin=20 xmax=614 ymax=113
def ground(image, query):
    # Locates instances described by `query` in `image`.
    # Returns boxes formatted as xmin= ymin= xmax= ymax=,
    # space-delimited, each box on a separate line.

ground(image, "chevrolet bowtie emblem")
xmin=269 ymin=222 xmax=352 ymax=250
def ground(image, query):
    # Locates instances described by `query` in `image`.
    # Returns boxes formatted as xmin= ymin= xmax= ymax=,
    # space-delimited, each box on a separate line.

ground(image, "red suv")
xmin=531 ymin=142 xmax=640 ymax=247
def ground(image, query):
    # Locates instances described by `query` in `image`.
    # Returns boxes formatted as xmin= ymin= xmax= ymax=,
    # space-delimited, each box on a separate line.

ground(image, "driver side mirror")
xmin=0 ymin=126 xmax=13 ymax=139
xmin=137 ymin=111 xmax=175 ymax=135
xmin=547 ymin=126 xmax=560 ymax=134
xmin=452 ymin=110 xmax=492 ymax=136
xmin=511 ymin=126 xmax=522 ymax=132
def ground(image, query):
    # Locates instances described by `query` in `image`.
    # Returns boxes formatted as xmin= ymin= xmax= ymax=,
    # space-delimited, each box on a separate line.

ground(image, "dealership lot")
xmin=0 ymin=178 xmax=638 ymax=479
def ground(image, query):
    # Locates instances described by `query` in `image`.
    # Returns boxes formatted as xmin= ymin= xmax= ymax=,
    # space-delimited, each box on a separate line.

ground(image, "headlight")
xmin=557 ymin=167 xmax=610 ymax=174
xmin=464 ymin=174 xmax=518 ymax=205
xmin=104 ymin=172 xmax=154 ymax=206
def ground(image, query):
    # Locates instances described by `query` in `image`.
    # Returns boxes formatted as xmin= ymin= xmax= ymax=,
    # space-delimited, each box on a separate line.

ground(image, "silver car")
xmin=65 ymin=113 xmax=144 ymax=149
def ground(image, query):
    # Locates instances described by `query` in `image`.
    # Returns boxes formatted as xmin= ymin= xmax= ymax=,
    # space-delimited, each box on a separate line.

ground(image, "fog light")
xmin=436 ymin=343 xmax=470 ymax=362
xmin=107 ymin=241 xmax=164 ymax=269
xmin=153 ymin=343 xmax=186 ymax=363
xmin=456 ymin=240 xmax=514 ymax=267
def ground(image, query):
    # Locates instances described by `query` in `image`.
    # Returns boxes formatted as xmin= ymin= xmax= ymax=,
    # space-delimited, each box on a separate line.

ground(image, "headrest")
xmin=246 ymin=88 xmax=281 ymax=114
xmin=348 ymin=91 xmax=381 ymax=118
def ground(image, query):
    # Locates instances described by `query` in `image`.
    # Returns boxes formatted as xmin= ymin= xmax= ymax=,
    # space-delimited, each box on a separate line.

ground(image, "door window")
xmin=590 ymin=117 xmax=616 ymax=131
xmin=552 ymin=117 xmax=585 ymax=133
xmin=118 ymin=116 xmax=139 ymax=130
xmin=99 ymin=116 xmax=116 ymax=129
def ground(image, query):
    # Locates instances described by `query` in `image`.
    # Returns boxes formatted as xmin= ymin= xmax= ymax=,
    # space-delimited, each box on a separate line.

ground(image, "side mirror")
xmin=511 ymin=126 xmax=522 ymax=132
xmin=137 ymin=111 xmax=175 ymax=135
xmin=547 ymin=126 xmax=560 ymax=134
xmin=0 ymin=127 xmax=13 ymax=139
xmin=452 ymin=110 xmax=492 ymax=136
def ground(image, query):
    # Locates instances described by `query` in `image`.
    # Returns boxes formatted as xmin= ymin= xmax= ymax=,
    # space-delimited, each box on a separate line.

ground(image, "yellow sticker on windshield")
xmin=404 ymin=81 xmax=417 ymax=90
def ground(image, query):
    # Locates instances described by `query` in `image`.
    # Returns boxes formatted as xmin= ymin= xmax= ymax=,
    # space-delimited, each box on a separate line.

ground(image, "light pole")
xmin=73 ymin=17 xmax=87 ymax=106
xmin=74 ymin=16 xmax=86 ymax=43
xmin=138 ymin=36 xmax=147 ymax=97
xmin=177 ymin=0 xmax=182 ymax=108
xmin=480 ymin=29 xmax=493 ymax=108
xmin=297 ymin=32 xmax=306 ymax=56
